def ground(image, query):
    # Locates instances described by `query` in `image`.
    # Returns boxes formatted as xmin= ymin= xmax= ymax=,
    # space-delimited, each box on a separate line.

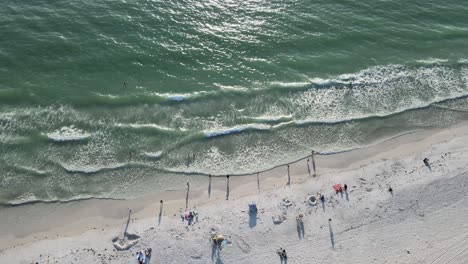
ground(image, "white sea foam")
xmin=46 ymin=126 xmax=92 ymax=142
xmin=94 ymin=92 xmax=119 ymax=99
xmin=244 ymin=115 xmax=293 ymax=122
xmin=13 ymin=165 xmax=49 ymax=175
xmin=204 ymin=124 xmax=271 ymax=138
xmin=144 ymin=151 xmax=163 ymax=159
xmin=285 ymin=63 xmax=468 ymax=124
xmin=152 ymin=90 xmax=216 ymax=101
xmin=115 ymin=123 xmax=176 ymax=132
xmin=214 ymin=83 xmax=249 ymax=91
xmin=269 ymin=81 xmax=310 ymax=88
xmin=58 ymin=162 xmax=147 ymax=174
xmin=309 ymin=77 xmax=331 ymax=85
xmin=416 ymin=58 xmax=449 ymax=64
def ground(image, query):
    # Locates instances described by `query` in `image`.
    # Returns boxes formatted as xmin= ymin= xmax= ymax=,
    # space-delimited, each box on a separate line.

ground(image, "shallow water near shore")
xmin=1 ymin=0 xmax=468 ymax=205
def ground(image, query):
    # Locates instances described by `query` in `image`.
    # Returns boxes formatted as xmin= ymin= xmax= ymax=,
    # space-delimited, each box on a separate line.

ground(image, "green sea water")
xmin=1 ymin=0 xmax=468 ymax=205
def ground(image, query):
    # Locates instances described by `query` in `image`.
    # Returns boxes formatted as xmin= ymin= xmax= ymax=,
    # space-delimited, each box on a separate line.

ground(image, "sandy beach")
xmin=1 ymin=124 xmax=468 ymax=264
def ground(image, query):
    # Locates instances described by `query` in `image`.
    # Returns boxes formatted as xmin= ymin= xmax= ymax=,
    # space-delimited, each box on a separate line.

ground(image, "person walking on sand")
xmin=423 ymin=158 xmax=431 ymax=169
xmin=136 ymin=250 xmax=145 ymax=264
xmin=344 ymin=184 xmax=348 ymax=192
xmin=277 ymin=248 xmax=287 ymax=263
xmin=145 ymin=248 xmax=152 ymax=264
xmin=281 ymin=249 xmax=288 ymax=261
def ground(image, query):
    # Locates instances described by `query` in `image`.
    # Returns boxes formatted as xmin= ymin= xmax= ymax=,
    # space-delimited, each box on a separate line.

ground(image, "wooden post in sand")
xmin=287 ymin=164 xmax=291 ymax=187
xmin=311 ymin=150 xmax=317 ymax=176
xmin=123 ymin=208 xmax=132 ymax=239
xmin=185 ymin=182 xmax=190 ymax=210
xmin=208 ymin=174 xmax=212 ymax=198
xmin=226 ymin=175 xmax=230 ymax=200
xmin=257 ymin=172 xmax=260 ymax=191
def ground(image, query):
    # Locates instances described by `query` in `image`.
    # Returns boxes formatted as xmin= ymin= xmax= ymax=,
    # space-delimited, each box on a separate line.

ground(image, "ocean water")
xmin=1 ymin=0 xmax=468 ymax=205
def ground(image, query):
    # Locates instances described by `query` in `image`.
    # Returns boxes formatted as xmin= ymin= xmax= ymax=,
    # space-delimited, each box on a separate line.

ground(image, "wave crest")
xmin=45 ymin=126 xmax=92 ymax=142
xmin=204 ymin=124 xmax=271 ymax=138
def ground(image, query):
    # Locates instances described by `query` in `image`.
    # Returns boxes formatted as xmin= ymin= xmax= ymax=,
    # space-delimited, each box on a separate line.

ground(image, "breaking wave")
xmin=45 ymin=126 xmax=92 ymax=142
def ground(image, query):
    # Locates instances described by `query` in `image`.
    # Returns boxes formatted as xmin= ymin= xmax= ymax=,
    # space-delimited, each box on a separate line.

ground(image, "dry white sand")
xmin=1 ymin=125 xmax=468 ymax=264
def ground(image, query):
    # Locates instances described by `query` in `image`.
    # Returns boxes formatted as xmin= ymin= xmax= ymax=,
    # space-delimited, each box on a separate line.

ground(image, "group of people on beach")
xmin=135 ymin=248 xmax=152 ymax=264
xmin=277 ymin=248 xmax=288 ymax=263
xmin=335 ymin=184 xmax=348 ymax=194
xmin=181 ymin=210 xmax=198 ymax=225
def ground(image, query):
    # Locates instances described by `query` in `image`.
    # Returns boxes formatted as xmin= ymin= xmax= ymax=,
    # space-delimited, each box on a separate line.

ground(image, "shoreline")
xmin=0 ymin=127 xmax=431 ymax=209
xmin=1 ymin=123 xmax=468 ymax=262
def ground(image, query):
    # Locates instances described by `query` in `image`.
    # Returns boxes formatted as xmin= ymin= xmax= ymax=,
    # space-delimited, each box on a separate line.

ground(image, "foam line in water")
xmin=416 ymin=58 xmax=449 ymax=65
xmin=151 ymin=91 xmax=218 ymax=101
xmin=242 ymin=115 xmax=293 ymax=123
xmin=144 ymin=151 xmax=163 ymax=159
xmin=72 ymin=61 xmax=468 ymax=112
xmin=204 ymin=124 xmax=271 ymax=138
xmin=115 ymin=123 xmax=185 ymax=132
xmin=45 ymin=126 xmax=92 ymax=142
xmin=206 ymin=92 xmax=468 ymax=139
xmin=58 ymin=162 xmax=150 ymax=174
xmin=269 ymin=81 xmax=310 ymax=88
xmin=10 ymin=165 xmax=49 ymax=176
xmin=1 ymin=195 xmax=125 ymax=207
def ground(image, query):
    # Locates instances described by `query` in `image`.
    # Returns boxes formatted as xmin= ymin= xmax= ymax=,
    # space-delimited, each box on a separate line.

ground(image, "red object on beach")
xmin=333 ymin=184 xmax=342 ymax=192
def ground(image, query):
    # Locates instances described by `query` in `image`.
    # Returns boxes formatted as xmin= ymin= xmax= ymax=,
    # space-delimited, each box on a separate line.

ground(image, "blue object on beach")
xmin=249 ymin=202 xmax=257 ymax=213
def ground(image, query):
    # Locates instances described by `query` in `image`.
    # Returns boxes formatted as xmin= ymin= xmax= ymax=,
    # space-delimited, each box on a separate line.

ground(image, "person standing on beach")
xmin=277 ymin=248 xmax=287 ymax=263
xmin=144 ymin=248 xmax=152 ymax=264
xmin=136 ymin=250 xmax=145 ymax=264
xmin=423 ymin=158 xmax=431 ymax=169
xmin=282 ymin=249 xmax=288 ymax=261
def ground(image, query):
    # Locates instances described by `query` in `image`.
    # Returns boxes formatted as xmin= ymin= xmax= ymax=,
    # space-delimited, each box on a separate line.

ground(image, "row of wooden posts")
xmin=206 ymin=150 xmax=317 ymax=201
xmin=124 ymin=151 xmax=317 ymax=235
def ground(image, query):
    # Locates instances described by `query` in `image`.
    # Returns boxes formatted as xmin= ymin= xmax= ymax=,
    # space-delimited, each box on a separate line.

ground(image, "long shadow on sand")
xmin=297 ymin=221 xmax=305 ymax=239
xmin=158 ymin=203 xmax=163 ymax=226
xmin=208 ymin=175 xmax=212 ymax=198
xmin=328 ymin=220 xmax=335 ymax=249
xmin=249 ymin=210 xmax=257 ymax=228
xmin=186 ymin=183 xmax=190 ymax=210
xmin=211 ymin=243 xmax=224 ymax=263
xmin=211 ymin=243 xmax=217 ymax=261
